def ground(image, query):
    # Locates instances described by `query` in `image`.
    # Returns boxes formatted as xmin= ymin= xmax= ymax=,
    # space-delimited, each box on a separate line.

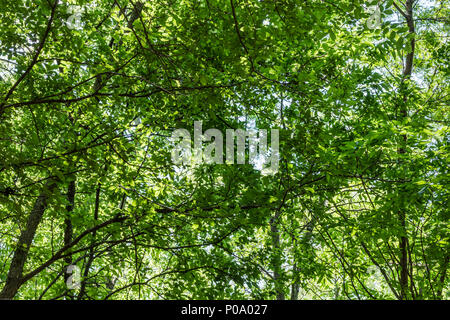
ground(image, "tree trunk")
xmin=0 ymin=180 xmax=56 ymax=299
xmin=64 ymin=179 xmax=76 ymax=299
xmin=396 ymin=0 xmax=415 ymax=300
xmin=270 ymin=211 xmax=285 ymax=300
xmin=77 ymin=184 xmax=101 ymax=300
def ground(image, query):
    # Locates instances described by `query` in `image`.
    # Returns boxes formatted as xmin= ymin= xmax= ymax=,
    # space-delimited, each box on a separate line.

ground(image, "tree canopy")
xmin=0 ymin=0 xmax=448 ymax=300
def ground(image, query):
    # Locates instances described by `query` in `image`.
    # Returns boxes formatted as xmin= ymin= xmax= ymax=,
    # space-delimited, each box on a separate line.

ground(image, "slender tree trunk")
xmin=396 ymin=0 xmax=415 ymax=300
xmin=77 ymin=184 xmax=101 ymax=300
xmin=0 ymin=180 xmax=56 ymax=299
xmin=64 ymin=179 xmax=76 ymax=299
xmin=270 ymin=211 xmax=285 ymax=300
xmin=290 ymin=263 xmax=300 ymax=300
xmin=290 ymin=215 xmax=316 ymax=300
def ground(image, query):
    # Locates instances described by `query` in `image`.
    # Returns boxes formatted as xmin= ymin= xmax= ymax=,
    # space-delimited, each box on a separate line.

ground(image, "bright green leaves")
xmin=0 ymin=0 xmax=448 ymax=300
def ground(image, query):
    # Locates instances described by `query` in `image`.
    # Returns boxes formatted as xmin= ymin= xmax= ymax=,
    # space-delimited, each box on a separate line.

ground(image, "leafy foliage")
xmin=0 ymin=0 xmax=448 ymax=300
